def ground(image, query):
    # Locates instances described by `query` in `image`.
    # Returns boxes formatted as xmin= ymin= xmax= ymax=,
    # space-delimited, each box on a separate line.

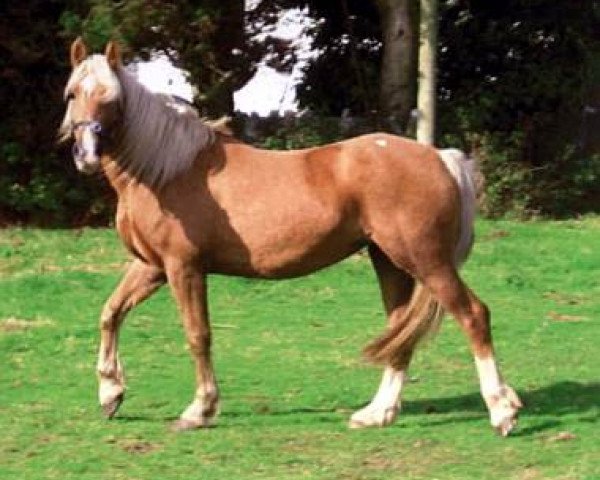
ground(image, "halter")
xmin=71 ymin=120 xmax=104 ymax=160
xmin=71 ymin=120 xmax=103 ymax=136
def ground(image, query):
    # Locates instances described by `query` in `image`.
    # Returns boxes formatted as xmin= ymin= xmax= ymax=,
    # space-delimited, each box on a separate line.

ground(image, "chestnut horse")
xmin=60 ymin=38 xmax=521 ymax=435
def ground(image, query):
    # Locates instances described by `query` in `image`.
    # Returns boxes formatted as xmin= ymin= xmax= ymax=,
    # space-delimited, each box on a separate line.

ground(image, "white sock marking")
xmin=370 ymin=366 xmax=406 ymax=408
xmin=475 ymin=355 xmax=502 ymax=398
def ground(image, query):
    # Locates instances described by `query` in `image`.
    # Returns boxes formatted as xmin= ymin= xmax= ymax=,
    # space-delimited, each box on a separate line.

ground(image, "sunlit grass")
xmin=1 ymin=218 xmax=599 ymax=479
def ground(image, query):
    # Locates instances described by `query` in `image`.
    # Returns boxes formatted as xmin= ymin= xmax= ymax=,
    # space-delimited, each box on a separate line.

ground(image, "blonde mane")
xmin=61 ymin=55 xmax=216 ymax=187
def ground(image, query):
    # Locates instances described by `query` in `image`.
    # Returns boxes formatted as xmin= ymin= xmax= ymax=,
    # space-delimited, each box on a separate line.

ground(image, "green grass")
xmin=1 ymin=218 xmax=599 ymax=479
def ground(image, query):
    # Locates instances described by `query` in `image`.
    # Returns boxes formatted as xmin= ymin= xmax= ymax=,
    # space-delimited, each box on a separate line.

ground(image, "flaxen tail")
xmin=363 ymin=148 xmax=477 ymax=366
xmin=363 ymin=282 xmax=444 ymax=364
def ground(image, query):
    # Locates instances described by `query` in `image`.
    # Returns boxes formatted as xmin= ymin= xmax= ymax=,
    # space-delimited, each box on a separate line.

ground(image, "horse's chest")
xmin=115 ymin=204 xmax=164 ymax=267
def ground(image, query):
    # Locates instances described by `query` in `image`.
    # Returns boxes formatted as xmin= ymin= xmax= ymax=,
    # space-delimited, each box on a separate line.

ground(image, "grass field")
xmin=1 ymin=218 xmax=599 ymax=479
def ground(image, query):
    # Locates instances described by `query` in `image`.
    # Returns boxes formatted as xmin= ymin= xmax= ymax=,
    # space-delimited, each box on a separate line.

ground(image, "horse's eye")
xmin=90 ymin=122 xmax=103 ymax=135
xmin=66 ymin=92 xmax=75 ymax=102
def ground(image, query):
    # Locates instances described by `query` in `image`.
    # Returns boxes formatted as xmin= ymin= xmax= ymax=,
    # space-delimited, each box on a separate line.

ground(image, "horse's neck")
xmin=108 ymin=81 xmax=216 ymax=188
xmin=101 ymin=155 xmax=138 ymax=196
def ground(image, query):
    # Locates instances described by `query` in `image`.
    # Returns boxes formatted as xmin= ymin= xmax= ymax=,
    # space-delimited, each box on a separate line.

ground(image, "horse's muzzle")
xmin=72 ymin=142 xmax=101 ymax=174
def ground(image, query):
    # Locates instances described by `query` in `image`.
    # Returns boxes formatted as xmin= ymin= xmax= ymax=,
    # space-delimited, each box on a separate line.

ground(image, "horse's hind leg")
xmin=421 ymin=267 xmax=522 ymax=435
xmin=97 ymin=259 xmax=165 ymax=418
xmin=350 ymin=245 xmax=415 ymax=428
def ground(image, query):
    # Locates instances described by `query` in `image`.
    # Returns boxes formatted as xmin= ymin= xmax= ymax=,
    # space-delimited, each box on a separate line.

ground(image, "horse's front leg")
xmin=97 ymin=259 xmax=165 ymax=418
xmin=166 ymin=263 xmax=219 ymax=431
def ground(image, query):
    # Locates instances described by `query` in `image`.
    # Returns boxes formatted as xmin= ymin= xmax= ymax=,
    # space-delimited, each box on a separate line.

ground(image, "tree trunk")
xmin=416 ymin=0 xmax=438 ymax=145
xmin=193 ymin=0 xmax=247 ymax=116
xmin=376 ymin=0 xmax=419 ymax=134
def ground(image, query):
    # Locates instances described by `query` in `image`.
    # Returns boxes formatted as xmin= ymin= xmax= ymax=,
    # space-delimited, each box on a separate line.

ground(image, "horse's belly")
xmin=255 ymin=238 xmax=365 ymax=278
xmin=208 ymin=219 xmax=366 ymax=279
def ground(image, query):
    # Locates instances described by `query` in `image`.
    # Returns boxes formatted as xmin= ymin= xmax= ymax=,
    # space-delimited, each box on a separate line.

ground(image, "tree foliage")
xmin=61 ymin=0 xmax=253 ymax=116
xmin=437 ymin=0 xmax=600 ymax=215
xmin=248 ymin=1 xmax=383 ymax=116
xmin=0 ymin=1 xmax=257 ymax=225
xmin=0 ymin=1 xmax=109 ymax=225
xmin=253 ymin=0 xmax=600 ymax=215
xmin=250 ymin=0 xmax=419 ymax=131
xmin=1 ymin=0 xmax=598 ymax=224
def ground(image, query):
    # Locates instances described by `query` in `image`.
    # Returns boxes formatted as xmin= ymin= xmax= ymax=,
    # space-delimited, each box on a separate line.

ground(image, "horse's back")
xmin=338 ymin=133 xmax=460 ymax=211
xmin=213 ymin=132 xmax=461 ymax=244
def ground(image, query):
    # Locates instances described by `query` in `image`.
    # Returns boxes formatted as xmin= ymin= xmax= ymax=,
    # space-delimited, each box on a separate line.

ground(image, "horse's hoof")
xmin=348 ymin=405 xmax=398 ymax=429
xmin=170 ymin=417 xmax=213 ymax=432
xmin=489 ymin=385 xmax=521 ymax=437
xmin=348 ymin=418 xmax=373 ymax=429
xmin=101 ymin=392 xmax=124 ymax=419
xmin=495 ymin=416 xmax=517 ymax=437
xmin=170 ymin=418 xmax=197 ymax=432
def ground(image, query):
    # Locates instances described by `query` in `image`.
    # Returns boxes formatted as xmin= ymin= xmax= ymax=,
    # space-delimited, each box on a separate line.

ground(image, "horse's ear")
xmin=104 ymin=41 xmax=122 ymax=70
xmin=70 ymin=37 xmax=87 ymax=68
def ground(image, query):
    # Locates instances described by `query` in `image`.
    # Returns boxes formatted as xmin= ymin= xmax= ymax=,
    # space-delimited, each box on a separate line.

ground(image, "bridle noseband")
xmin=71 ymin=120 xmax=104 ymax=159
xmin=71 ymin=120 xmax=103 ymax=136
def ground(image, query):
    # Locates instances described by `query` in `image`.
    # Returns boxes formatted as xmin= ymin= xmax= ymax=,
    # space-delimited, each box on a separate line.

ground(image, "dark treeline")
xmin=1 ymin=0 xmax=599 ymax=226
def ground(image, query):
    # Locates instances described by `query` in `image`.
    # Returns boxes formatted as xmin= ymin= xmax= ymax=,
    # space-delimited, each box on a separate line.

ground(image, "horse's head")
xmin=60 ymin=38 xmax=123 ymax=174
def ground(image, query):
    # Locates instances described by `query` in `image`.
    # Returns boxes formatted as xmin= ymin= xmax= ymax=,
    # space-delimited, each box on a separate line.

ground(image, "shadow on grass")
xmin=110 ymin=381 xmax=599 ymax=434
xmin=246 ymin=380 xmax=599 ymax=432
xmin=405 ymin=380 xmax=599 ymax=417
xmin=398 ymin=380 xmax=599 ymax=435
xmin=112 ymin=414 xmax=178 ymax=423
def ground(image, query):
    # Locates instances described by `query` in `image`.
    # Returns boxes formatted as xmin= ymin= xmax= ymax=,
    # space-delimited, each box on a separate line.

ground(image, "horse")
xmin=59 ymin=38 xmax=522 ymax=435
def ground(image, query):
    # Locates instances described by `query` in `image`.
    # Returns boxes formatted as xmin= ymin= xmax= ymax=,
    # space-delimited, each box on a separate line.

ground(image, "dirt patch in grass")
xmin=482 ymin=229 xmax=511 ymax=241
xmin=118 ymin=439 xmax=161 ymax=455
xmin=547 ymin=311 xmax=587 ymax=323
xmin=104 ymin=434 xmax=161 ymax=455
xmin=38 ymin=261 xmax=127 ymax=274
xmin=543 ymin=291 xmax=588 ymax=306
xmin=519 ymin=466 xmax=542 ymax=480
xmin=544 ymin=431 xmax=577 ymax=443
xmin=0 ymin=317 xmax=54 ymax=333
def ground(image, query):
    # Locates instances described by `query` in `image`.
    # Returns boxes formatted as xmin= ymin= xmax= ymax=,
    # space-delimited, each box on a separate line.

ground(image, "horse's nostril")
xmin=72 ymin=143 xmax=82 ymax=158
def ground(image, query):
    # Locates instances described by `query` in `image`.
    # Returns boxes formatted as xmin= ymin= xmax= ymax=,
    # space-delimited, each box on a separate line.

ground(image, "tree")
xmin=252 ymin=0 xmax=600 ymax=215
xmin=2 ymin=0 xmax=598 ymax=223
xmin=374 ymin=0 xmax=418 ymax=133
xmin=63 ymin=0 xmax=254 ymax=116
xmin=0 ymin=1 xmax=107 ymax=225
xmin=0 ymin=1 xmax=257 ymax=224
xmin=249 ymin=0 xmax=419 ymax=132
xmin=247 ymin=1 xmax=382 ymax=116
xmin=416 ymin=0 xmax=438 ymax=144
xmin=437 ymin=0 xmax=600 ymax=215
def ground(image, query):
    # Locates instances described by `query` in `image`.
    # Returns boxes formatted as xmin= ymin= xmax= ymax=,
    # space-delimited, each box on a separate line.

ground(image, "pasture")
xmin=1 ymin=218 xmax=599 ymax=479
